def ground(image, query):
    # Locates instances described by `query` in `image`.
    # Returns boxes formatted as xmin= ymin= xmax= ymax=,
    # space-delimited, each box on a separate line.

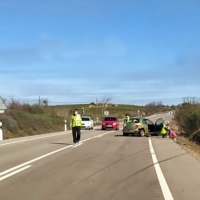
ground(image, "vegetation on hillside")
xmin=0 ymin=100 xmax=64 ymax=139
xmin=0 ymin=98 xmax=171 ymax=139
xmin=174 ymin=97 xmax=200 ymax=144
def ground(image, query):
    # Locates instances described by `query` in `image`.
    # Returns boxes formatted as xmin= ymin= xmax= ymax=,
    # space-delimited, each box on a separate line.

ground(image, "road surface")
xmin=0 ymin=113 xmax=200 ymax=200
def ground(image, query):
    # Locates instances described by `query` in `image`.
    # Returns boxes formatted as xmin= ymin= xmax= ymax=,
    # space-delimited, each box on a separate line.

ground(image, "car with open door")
xmin=122 ymin=117 xmax=164 ymax=137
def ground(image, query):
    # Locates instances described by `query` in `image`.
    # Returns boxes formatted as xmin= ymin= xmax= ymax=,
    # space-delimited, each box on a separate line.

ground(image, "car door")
xmin=141 ymin=119 xmax=149 ymax=133
xmin=154 ymin=118 xmax=164 ymax=134
xmin=146 ymin=119 xmax=155 ymax=133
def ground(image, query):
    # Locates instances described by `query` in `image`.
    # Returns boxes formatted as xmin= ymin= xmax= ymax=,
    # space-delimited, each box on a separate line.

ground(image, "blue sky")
xmin=0 ymin=0 xmax=200 ymax=106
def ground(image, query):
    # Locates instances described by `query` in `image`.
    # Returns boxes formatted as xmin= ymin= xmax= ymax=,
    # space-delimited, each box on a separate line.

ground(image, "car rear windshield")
xmin=104 ymin=117 xmax=117 ymax=121
xmin=130 ymin=118 xmax=139 ymax=123
xmin=82 ymin=118 xmax=90 ymax=121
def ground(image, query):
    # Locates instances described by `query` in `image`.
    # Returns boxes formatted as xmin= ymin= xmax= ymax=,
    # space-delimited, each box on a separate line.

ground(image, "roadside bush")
xmin=28 ymin=104 xmax=44 ymax=114
xmin=175 ymin=97 xmax=200 ymax=139
xmin=8 ymin=100 xmax=44 ymax=114
xmin=8 ymin=100 xmax=30 ymax=112
xmin=191 ymin=130 xmax=200 ymax=145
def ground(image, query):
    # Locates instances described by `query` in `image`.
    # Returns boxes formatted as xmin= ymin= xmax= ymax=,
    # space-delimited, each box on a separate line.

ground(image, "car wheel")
xmin=139 ymin=129 xmax=145 ymax=137
xmin=123 ymin=133 xmax=128 ymax=136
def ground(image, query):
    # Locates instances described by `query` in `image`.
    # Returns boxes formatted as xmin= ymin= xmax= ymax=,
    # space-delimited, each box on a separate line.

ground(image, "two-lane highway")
xmin=1 ymin=113 xmax=200 ymax=200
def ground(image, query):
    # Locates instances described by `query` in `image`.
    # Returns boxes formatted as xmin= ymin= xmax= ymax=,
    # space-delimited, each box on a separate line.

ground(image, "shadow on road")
xmin=51 ymin=142 xmax=72 ymax=146
xmin=114 ymin=134 xmax=141 ymax=137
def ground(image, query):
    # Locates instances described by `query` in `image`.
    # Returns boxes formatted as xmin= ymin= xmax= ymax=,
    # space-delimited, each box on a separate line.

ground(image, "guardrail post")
xmin=64 ymin=120 xmax=67 ymax=131
xmin=0 ymin=121 xmax=3 ymax=141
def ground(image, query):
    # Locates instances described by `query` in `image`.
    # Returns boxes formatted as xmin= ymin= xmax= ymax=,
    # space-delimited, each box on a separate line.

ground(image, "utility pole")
xmin=39 ymin=96 xmax=41 ymax=106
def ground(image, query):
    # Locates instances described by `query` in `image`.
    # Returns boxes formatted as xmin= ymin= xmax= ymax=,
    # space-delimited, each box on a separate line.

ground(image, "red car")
xmin=101 ymin=116 xmax=120 ymax=130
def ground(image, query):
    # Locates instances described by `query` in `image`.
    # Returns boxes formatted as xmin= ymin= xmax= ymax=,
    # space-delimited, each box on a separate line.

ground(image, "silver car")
xmin=81 ymin=116 xmax=94 ymax=130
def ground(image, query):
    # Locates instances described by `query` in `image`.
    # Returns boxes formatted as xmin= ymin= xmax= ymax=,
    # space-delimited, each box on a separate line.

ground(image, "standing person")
xmin=70 ymin=109 xmax=82 ymax=145
xmin=160 ymin=123 xmax=168 ymax=138
xmin=123 ymin=113 xmax=130 ymax=127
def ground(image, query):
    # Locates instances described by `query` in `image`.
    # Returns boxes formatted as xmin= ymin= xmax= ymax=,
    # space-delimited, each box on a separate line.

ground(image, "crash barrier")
xmin=64 ymin=120 xmax=67 ymax=131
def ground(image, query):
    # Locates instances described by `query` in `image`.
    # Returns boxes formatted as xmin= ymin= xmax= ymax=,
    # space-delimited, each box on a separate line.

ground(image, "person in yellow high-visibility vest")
xmin=160 ymin=123 xmax=168 ymax=138
xmin=70 ymin=109 xmax=82 ymax=145
xmin=123 ymin=114 xmax=130 ymax=127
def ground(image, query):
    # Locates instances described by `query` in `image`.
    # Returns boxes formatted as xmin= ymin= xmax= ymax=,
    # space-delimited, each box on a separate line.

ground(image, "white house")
xmin=0 ymin=96 xmax=7 ymax=113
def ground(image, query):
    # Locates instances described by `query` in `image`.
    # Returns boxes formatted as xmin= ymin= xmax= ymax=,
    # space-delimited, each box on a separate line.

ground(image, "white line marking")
xmin=94 ymin=135 xmax=103 ymax=138
xmin=0 ymin=145 xmax=73 ymax=177
xmin=0 ymin=130 xmax=114 ymax=180
xmin=93 ymin=131 xmax=114 ymax=138
xmin=0 ymin=129 xmax=113 ymax=147
xmin=82 ymin=138 xmax=93 ymax=142
xmin=73 ymin=143 xmax=83 ymax=148
xmin=0 ymin=165 xmax=32 ymax=181
xmin=104 ymin=131 xmax=114 ymax=134
xmin=0 ymin=132 xmax=68 ymax=147
xmin=149 ymin=138 xmax=174 ymax=200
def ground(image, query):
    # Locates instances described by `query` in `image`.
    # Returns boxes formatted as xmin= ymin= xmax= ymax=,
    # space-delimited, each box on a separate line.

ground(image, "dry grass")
xmin=170 ymin=119 xmax=200 ymax=161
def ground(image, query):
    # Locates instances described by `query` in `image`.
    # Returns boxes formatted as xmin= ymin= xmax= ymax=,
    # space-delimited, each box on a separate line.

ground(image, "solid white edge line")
xmin=149 ymin=138 xmax=174 ymax=200
xmin=0 ymin=165 xmax=32 ymax=181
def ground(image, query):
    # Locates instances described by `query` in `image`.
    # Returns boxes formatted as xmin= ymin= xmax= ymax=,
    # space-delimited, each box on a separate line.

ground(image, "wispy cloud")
xmin=0 ymin=36 xmax=127 ymax=65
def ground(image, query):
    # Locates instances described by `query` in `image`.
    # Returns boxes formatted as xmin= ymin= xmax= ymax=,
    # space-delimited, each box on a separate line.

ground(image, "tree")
xmin=145 ymin=101 xmax=163 ymax=116
xmin=100 ymin=97 xmax=112 ymax=115
xmin=43 ymin=99 xmax=48 ymax=106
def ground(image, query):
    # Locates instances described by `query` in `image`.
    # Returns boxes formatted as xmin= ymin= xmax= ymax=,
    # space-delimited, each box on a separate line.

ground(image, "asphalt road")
xmin=0 ymin=113 xmax=200 ymax=200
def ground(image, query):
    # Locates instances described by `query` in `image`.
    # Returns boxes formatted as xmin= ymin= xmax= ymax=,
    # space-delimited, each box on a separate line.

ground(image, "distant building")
xmin=0 ymin=96 xmax=7 ymax=113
